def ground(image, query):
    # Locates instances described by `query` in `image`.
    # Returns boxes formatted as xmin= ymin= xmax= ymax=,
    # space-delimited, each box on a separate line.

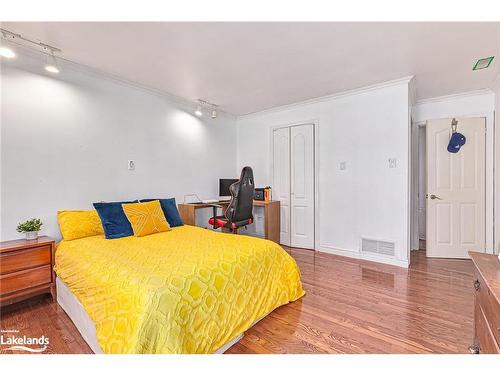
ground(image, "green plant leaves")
xmin=16 ymin=218 xmax=43 ymax=233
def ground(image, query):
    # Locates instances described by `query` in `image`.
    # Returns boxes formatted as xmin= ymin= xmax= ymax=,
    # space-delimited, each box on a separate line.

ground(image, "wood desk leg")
xmin=266 ymin=202 xmax=280 ymax=244
xmin=178 ymin=205 xmax=196 ymax=226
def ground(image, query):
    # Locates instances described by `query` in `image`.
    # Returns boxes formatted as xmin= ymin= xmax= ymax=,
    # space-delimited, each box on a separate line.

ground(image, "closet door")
xmin=290 ymin=124 xmax=314 ymax=249
xmin=273 ymin=127 xmax=291 ymax=246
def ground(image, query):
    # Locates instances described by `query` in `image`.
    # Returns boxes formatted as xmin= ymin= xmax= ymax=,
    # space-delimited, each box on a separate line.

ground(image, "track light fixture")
xmin=195 ymin=99 xmax=219 ymax=119
xmin=44 ymin=50 xmax=60 ymax=74
xmin=0 ymin=46 xmax=16 ymax=58
xmin=0 ymin=27 xmax=62 ymax=73
xmin=0 ymin=29 xmax=17 ymax=58
xmin=194 ymin=104 xmax=203 ymax=117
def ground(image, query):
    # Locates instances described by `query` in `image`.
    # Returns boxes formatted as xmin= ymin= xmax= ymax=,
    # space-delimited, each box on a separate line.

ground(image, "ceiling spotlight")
xmin=44 ymin=50 xmax=60 ymax=74
xmin=0 ymin=46 xmax=15 ymax=58
xmin=195 ymin=99 xmax=219 ymax=119
xmin=194 ymin=105 xmax=203 ymax=117
xmin=45 ymin=65 xmax=60 ymax=74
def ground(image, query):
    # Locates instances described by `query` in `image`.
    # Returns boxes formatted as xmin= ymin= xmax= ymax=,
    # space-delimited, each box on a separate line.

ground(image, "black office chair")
xmin=209 ymin=166 xmax=254 ymax=233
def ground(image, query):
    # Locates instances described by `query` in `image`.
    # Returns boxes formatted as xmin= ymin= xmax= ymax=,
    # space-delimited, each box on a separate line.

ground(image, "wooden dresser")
xmin=469 ymin=251 xmax=500 ymax=354
xmin=0 ymin=236 xmax=56 ymax=306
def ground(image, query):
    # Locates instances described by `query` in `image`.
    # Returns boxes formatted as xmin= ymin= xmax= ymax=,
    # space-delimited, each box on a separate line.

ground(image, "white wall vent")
xmin=361 ymin=238 xmax=395 ymax=257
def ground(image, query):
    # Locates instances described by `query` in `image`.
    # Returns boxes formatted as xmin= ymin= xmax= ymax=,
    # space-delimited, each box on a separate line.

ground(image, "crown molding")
xmin=415 ymin=88 xmax=494 ymax=106
xmin=237 ymin=75 xmax=414 ymax=121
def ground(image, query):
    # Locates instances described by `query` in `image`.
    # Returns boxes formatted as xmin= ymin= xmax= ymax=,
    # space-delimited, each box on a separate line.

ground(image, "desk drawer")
xmin=474 ymin=270 xmax=500 ymax=346
xmin=0 ymin=245 xmax=52 ymax=274
xmin=0 ymin=265 xmax=52 ymax=295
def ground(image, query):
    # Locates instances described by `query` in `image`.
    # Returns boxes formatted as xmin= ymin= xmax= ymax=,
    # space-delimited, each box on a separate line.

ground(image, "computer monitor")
xmin=219 ymin=178 xmax=238 ymax=199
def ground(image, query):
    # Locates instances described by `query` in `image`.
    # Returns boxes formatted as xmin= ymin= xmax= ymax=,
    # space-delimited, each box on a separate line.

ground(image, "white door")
xmin=290 ymin=124 xmax=315 ymax=249
xmin=273 ymin=127 xmax=291 ymax=246
xmin=426 ymin=117 xmax=486 ymax=258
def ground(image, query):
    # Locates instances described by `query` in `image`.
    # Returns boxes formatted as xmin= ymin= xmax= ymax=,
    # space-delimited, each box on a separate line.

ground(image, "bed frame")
xmin=56 ymin=277 xmax=243 ymax=354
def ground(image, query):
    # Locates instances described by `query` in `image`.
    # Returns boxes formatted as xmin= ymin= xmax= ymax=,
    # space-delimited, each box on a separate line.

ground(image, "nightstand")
xmin=0 ymin=236 xmax=56 ymax=306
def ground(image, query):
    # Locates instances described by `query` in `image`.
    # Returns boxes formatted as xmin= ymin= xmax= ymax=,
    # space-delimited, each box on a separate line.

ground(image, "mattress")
xmin=54 ymin=225 xmax=304 ymax=354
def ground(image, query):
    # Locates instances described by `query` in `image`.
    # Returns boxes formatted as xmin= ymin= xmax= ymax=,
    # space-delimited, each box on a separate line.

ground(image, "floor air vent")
xmin=361 ymin=238 xmax=395 ymax=257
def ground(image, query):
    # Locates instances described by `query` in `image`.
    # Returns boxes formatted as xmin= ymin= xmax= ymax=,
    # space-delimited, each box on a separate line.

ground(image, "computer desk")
xmin=178 ymin=200 xmax=280 ymax=244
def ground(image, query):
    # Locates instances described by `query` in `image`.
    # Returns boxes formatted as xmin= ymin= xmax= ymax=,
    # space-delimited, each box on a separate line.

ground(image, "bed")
xmin=54 ymin=225 xmax=304 ymax=354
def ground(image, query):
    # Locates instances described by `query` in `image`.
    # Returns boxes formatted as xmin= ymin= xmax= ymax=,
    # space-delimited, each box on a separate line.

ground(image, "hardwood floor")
xmin=0 ymin=248 xmax=474 ymax=354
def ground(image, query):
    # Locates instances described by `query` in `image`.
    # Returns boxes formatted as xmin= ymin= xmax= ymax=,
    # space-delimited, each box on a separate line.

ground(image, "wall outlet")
xmin=388 ymin=158 xmax=397 ymax=168
xmin=128 ymin=160 xmax=135 ymax=170
xmin=339 ymin=161 xmax=347 ymax=171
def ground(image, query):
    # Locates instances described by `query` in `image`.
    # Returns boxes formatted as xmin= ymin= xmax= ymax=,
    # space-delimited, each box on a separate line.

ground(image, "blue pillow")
xmin=93 ymin=200 xmax=138 ymax=239
xmin=140 ymin=198 xmax=183 ymax=227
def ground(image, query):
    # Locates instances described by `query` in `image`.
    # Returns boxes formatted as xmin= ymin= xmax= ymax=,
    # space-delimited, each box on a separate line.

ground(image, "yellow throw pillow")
xmin=122 ymin=200 xmax=171 ymax=237
xmin=58 ymin=210 xmax=104 ymax=241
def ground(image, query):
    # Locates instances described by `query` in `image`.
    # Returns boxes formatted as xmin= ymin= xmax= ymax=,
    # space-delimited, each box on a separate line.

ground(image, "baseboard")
xmin=316 ymin=245 xmax=410 ymax=268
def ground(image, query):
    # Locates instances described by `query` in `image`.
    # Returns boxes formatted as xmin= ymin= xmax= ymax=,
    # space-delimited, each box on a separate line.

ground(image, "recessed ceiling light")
xmin=45 ymin=65 xmax=60 ymax=74
xmin=0 ymin=46 xmax=16 ymax=58
xmin=473 ymin=56 xmax=494 ymax=71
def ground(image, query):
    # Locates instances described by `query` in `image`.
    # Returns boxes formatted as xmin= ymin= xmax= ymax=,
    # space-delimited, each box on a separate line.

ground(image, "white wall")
xmin=0 ymin=53 xmax=237 ymax=241
xmin=412 ymin=89 xmax=496 ymax=254
xmin=237 ymin=78 xmax=412 ymax=267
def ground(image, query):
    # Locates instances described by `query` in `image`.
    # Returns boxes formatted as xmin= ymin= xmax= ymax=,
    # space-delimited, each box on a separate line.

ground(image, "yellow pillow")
xmin=57 ymin=210 xmax=104 ymax=241
xmin=122 ymin=200 xmax=170 ymax=237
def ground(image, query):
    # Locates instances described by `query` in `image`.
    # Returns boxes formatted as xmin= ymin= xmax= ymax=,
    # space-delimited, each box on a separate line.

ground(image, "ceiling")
xmin=2 ymin=22 xmax=500 ymax=115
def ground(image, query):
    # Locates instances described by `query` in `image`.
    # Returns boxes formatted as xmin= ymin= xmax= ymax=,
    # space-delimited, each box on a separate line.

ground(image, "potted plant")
xmin=16 ymin=218 xmax=43 ymax=240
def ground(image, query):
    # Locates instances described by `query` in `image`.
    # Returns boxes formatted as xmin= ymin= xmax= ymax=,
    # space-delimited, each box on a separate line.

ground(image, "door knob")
xmin=429 ymin=194 xmax=442 ymax=200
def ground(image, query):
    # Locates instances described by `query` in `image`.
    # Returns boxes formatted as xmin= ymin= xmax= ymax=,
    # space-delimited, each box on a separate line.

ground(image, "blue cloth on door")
xmin=447 ymin=132 xmax=466 ymax=153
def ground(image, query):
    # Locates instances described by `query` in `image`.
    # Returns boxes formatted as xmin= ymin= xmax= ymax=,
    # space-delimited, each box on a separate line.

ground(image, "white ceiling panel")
xmin=2 ymin=22 xmax=499 ymax=115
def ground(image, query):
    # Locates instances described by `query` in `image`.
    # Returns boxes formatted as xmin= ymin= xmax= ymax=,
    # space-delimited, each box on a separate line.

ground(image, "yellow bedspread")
xmin=54 ymin=225 xmax=304 ymax=353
